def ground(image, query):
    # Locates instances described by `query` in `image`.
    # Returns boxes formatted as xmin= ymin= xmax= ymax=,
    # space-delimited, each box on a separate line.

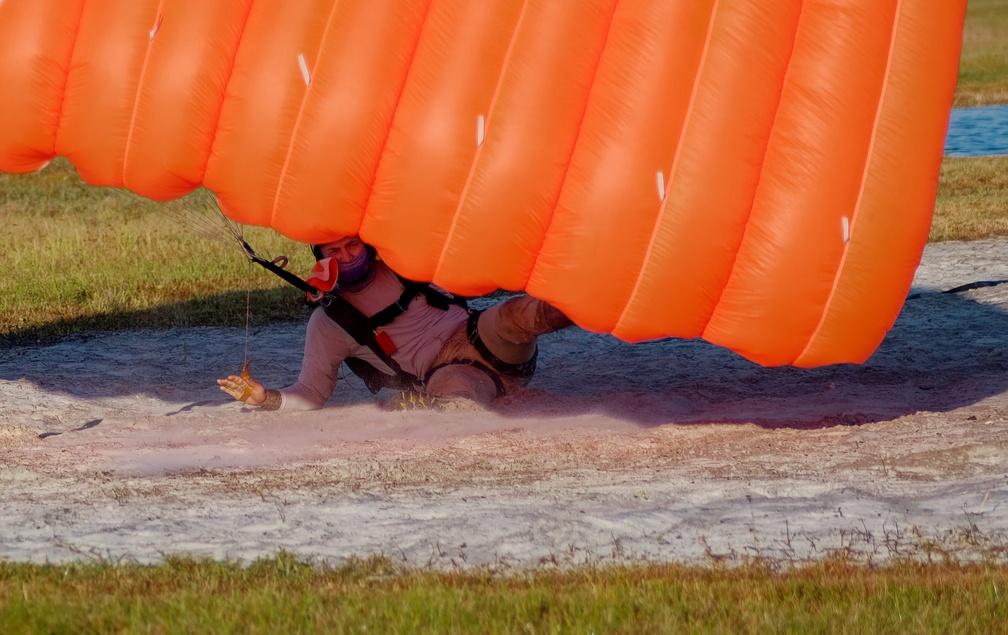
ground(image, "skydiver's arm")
xmin=218 ymin=308 xmax=352 ymax=411
xmin=217 ymin=360 xmax=334 ymax=412
xmin=273 ymin=384 xmax=322 ymax=410
xmin=276 ymin=308 xmax=352 ymax=410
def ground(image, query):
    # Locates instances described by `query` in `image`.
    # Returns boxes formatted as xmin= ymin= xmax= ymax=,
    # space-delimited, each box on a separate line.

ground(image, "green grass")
xmin=958 ymin=0 xmax=1008 ymax=106
xmin=0 ymin=160 xmax=313 ymax=345
xmin=2 ymin=555 xmax=1007 ymax=634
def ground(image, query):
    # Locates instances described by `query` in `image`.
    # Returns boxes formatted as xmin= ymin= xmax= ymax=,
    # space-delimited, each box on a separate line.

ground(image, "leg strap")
xmin=465 ymin=310 xmax=537 ymax=382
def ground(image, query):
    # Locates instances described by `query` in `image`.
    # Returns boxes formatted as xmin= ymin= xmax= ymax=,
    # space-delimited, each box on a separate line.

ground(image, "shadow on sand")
xmin=521 ymin=285 xmax=1008 ymax=429
xmin=1 ymin=285 xmax=1006 ymax=430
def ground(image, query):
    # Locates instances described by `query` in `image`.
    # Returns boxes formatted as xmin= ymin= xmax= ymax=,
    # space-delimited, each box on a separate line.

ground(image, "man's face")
xmin=318 ymin=236 xmax=366 ymax=264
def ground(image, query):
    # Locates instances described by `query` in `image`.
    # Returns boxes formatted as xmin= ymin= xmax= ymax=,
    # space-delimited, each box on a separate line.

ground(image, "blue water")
xmin=944 ymin=104 xmax=1008 ymax=157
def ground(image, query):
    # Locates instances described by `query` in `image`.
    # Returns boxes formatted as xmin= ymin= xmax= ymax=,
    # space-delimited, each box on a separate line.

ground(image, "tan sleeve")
xmin=278 ymin=308 xmax=355 ymax=410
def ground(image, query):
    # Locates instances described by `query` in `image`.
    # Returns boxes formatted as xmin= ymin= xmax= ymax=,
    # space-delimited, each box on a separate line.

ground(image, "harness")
xmin=319 ymin=281 xmax=539 ymax=396
xmin=315 ymin=275 xmax=469 ymax=394
xmin=242 ymin=241 xmax=535 ymax=395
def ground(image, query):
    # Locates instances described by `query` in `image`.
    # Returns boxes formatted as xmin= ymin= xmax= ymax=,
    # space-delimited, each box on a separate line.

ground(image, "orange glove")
xmin=217 ymin=360 xmax=267 ymax=406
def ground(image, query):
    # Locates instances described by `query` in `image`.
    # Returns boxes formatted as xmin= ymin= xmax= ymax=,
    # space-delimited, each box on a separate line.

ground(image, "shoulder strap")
xmin=320 ymin=294 xmax=422 ymax=394
xmin=367 ymin=275 xmax=467 ymax=327
xmin=317 ymin=276 xmax=468 ymax=394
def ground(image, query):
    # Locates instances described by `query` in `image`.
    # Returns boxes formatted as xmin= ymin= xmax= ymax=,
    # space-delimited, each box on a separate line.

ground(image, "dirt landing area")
xmin=2 ymin=239 xmax=1007 ymax=568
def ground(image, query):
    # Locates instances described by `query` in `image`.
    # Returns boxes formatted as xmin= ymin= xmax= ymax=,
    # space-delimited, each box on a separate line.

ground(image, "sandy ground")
xmin=2 ymin=238 xmax=1008 ymax=569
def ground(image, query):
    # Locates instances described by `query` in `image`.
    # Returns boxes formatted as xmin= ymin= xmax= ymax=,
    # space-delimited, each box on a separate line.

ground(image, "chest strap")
xmin=319 ymin=293 xmax=419 ymax=394
xmin=318 ymin=277 xmax=467 ymax=394
xmin=367 ymin=277 xmax=466 ymax=327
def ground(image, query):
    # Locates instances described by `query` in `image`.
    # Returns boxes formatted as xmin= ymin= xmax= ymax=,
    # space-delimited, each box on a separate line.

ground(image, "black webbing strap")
xmin=367 ymin=281 xmax=421 ymax=327
xmin=465 ymin=310 xmax=537 ymax=382
xmin=241 ymin=241 xmax=320 ymax=295
xmin=368 ymin=276 xmax=467 ymax=327
xmin=243 ymin=237 xmax=464 ymax=323
xmin=320 ymin=293 xmax=422 ymax=394
xmin=241 ymin=239 xmax=469 ymax=394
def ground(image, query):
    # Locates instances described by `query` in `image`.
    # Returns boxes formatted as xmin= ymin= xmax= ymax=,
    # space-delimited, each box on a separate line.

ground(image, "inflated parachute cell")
xmin=0 ymin=0 xmax=967 ymax=367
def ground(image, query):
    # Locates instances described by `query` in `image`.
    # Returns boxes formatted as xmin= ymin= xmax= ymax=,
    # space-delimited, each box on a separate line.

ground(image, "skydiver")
xmin=217 ymin=235 xmax=573 ymax=410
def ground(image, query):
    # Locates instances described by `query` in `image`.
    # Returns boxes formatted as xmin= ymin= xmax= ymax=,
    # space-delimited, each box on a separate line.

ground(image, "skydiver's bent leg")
xmin=476 ymin=296 xmax=573 ymax=365
xmin=426 ymin=296 xmax=572 ymax=403
xmin=424 ymin=361 xmax=500 ymax=405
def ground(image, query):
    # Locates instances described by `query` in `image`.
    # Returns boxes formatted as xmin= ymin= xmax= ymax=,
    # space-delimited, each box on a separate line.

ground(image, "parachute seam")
xmin=612 ymin=0 xmax=722 ymax=334
xmin=433 ymin=0 xmax=532 ymax=281
xmin=52 ymin=1 xmax=88 ymax=157
xmin=122 ymin=0 xmax=167 ymax=186
xmin=795 ymin=0 xmax=904 ymax=364
xmin=270 ymin=0 xmax=342 ymax=227
xmin=359 ymin=0 xmax=434 ymax=240
xmin=203 ymin=2 xmax=254 ymax=184
xmin=698 ymin=1 xmax=805 ymax=340
xmin=522 ymin=0 xmax=620 ymax=290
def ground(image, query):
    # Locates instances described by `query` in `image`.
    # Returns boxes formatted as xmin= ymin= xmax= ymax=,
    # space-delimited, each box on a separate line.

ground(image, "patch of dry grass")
xmin=932 ymin=155 xmax=1008 ymax=241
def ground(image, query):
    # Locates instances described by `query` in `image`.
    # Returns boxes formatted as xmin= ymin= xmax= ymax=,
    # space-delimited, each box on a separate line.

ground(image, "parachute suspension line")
xmin=243 ymin=258 xmax=253 ymax=369
xmin=48 ymin=163 xmax=309 ymax=317
xmin=43 ymin=159 xmax=245 ymax=257
xmin=114 ymin=186 xmax=249 ymax=259
xmin=198 ymin=191 xmax=248 ymax=253
xmin=180 ymin=189 xmax=244 ymax=252
xmin=163 ymin=193 xmax=314 ymax=297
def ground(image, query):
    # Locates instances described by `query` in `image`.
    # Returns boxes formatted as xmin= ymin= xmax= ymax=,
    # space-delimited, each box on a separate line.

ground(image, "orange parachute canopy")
xmin=0 ymin=0 xmax=966 ymax=367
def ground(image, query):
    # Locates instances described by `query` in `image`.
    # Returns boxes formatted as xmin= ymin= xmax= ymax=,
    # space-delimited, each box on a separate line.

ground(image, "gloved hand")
xmin=217 ymin=361 xmax=267 ymax=406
